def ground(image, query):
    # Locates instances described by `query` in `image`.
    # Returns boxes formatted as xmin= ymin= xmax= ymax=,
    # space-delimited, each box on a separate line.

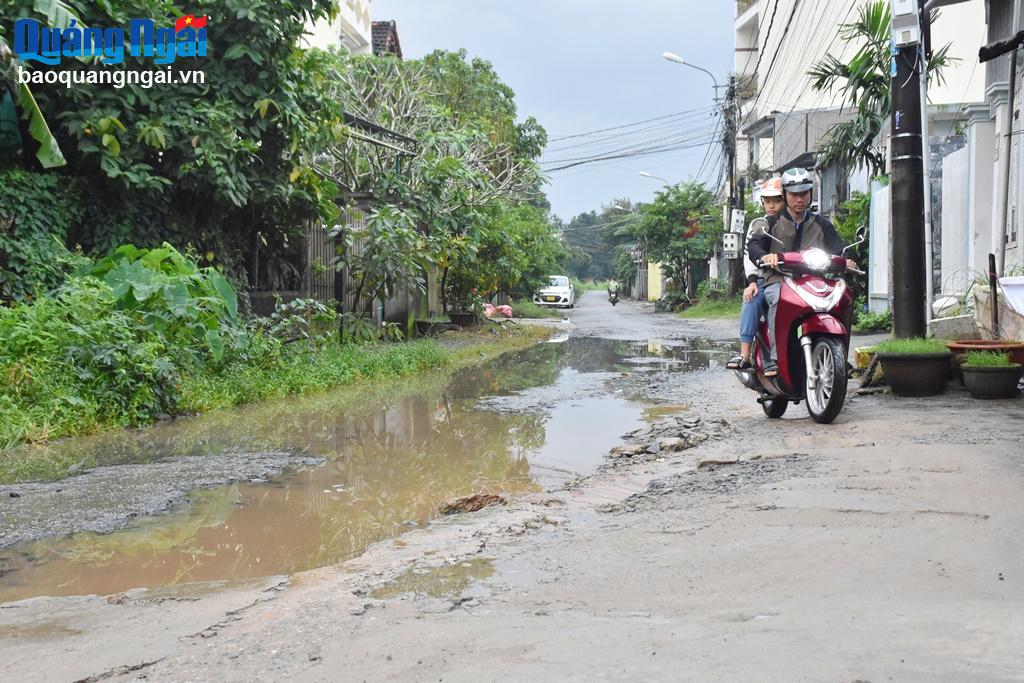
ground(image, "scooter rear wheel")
xmin=762 ymin=399 xmax=788 ymax=418
xmin=805 ymin=337 xmax=847 ymax=424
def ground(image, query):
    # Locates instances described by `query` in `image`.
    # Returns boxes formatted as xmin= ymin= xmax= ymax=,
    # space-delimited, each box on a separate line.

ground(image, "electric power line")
xmin=547 ymin=107 xmax=718 ymax=142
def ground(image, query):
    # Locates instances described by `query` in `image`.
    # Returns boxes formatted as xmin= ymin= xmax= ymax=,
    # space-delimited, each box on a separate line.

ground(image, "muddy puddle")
xmin=0 ymin=338 xmax=728 ymax=604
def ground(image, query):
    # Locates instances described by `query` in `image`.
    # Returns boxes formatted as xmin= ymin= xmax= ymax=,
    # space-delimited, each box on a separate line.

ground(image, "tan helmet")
xmin=760 ymin=176 xmax=783 ymax=198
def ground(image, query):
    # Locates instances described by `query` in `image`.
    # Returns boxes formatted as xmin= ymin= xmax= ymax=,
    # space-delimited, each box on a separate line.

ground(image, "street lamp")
xmin=661 ymin=51 xmax=724 ymax=100
xmin=639 ymin=170 xmax=671 ymax=186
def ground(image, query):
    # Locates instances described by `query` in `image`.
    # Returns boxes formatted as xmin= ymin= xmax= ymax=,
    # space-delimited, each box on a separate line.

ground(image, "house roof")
xmin=372 ymin=20 xmax=402 ymax=59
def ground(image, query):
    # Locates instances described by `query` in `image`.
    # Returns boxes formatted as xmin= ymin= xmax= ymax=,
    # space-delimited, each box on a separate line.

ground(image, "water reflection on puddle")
xmin=371 ymin=559 xmax=495 ymax=600
xmin=0 ymin=338 xmax=728 ymax=603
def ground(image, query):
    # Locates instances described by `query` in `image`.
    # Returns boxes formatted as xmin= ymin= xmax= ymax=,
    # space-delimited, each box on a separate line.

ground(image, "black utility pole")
xmin=889 ymin=2 xmax=927 ymax=338
xmin=724 ymin=75 xmax=744 ymax=296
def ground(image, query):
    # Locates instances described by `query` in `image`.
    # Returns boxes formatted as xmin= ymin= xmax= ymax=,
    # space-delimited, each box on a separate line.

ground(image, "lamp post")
xmin=661 ymin=52 xmax=724 ymax=101
xmin=662 ymin=51 xmax=739 ymax=295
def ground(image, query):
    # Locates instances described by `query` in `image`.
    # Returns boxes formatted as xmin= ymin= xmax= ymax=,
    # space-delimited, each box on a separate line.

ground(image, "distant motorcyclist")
xmin=607 ymin=279 xmax=620 ymax=305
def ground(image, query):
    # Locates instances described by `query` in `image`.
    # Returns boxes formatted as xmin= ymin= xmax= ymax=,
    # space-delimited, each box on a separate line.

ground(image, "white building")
xmin=734 ymin=0 xmax=984 ymax=189
xmin=733 ymin=0 xmax=990 ymax=315
xmin=304 ymin=0 xmax=374 ymax=53
xmin=941 ymin=0 xmax=1023 ymax=304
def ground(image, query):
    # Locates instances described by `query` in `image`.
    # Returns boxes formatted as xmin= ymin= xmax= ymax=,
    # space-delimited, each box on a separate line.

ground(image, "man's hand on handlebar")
xmin=760 ymin=253 xmax=781 ymax=268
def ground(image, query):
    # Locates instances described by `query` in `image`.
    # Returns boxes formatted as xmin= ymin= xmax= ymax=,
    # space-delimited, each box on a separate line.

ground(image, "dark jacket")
xmin=747 ymin=208 xmax=845 ymax=286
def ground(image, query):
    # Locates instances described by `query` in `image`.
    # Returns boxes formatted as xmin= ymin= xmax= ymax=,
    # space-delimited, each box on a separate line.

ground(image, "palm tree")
xmin=807 ymin=0 xmax=952 ymax=177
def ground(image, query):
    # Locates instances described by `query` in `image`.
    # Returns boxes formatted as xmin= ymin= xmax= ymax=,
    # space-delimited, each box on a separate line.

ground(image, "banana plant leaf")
xmin=16 ymin=81 xmax=66 ymax=168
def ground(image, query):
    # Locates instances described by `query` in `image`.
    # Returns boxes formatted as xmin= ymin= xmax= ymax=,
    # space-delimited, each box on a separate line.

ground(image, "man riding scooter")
xmin=746 ymin=168 xmax=857 ymax=378
xmin=607 ymin=278 xmax=620 ymax=305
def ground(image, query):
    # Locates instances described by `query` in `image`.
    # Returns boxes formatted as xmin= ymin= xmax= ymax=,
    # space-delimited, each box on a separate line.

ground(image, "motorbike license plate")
xmin=544 ymin=296 xmax=558 ymax=302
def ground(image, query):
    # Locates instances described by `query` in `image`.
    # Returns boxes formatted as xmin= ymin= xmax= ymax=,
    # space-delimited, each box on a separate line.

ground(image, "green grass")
xmin=0 ymin=324 xmax=552 ymax=484
xmin=874 ymin=337 xmax=949 ymax=354
xmin=963 ymin=350 xmax=1017 ymax=368
xmin=572 ymin=278 xmax=609 ymax=291
xmin=510 ymin=299 xmax=565 ymax=319
xmin=679 ymin=298 xmax=742 ymax=319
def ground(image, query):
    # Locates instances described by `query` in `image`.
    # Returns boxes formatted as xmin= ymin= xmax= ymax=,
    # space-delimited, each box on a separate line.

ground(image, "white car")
xmin=534 ymin=275 xmax=575 ymax=308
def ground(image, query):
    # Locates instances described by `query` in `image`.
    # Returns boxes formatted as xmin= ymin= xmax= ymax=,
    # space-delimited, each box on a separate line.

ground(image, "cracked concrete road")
xmin=2 ymin=291 xmax=1022 ymax=682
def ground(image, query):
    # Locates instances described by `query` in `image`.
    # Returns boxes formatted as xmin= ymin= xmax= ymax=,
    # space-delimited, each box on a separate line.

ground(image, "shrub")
xmin=0 ymin=170 xmax=85 ymax=301
xmin=696 ymin=277 xmax=730 ymax=303
xmin=77 ymin=243 xmax=245 ymax=365
xmin=854 ymin=308 xmax=892 ymax=332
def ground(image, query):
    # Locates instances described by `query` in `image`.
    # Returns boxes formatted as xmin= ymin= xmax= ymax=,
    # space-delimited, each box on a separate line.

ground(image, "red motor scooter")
xmin=735 ymin=219 xmax=865 ymax=424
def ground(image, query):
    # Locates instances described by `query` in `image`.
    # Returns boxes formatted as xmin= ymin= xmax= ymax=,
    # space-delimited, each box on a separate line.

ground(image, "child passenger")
xmin=725 ymin=176 xmax=784 ymax=370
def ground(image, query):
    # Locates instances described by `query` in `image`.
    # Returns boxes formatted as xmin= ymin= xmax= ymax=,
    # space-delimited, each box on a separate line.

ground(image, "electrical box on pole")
xmin=722 ymin=233 xmax=740 ymax=260
xmin=891 ymin=0 xmax=921 ymax=47
xmin=730 ymin=209 xmax=747 ymax=234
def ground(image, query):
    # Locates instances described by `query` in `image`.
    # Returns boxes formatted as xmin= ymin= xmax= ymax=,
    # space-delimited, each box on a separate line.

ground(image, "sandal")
xmin=726 ymin=355 xmax=744 ymax=370
xmin=764 ymin=364 xmax=779 ymax=378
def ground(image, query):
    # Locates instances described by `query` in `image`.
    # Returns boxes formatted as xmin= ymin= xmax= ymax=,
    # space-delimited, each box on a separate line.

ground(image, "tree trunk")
xmin=440 ymin=266 xmax=450 ymax=313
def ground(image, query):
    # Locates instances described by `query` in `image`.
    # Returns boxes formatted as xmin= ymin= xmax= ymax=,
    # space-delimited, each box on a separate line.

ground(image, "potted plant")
xmin=874 ymin=338 xmax=953 ymax=396
xmin=946 ymin=339 xmax=1024 ymax=366
xmin=960 ymin=351 xmax=1022 ymax=399
xmin=414 ymin=316 xmax=458 ymax=337
xmin=447 ymin=288 xmax=485 ymax=327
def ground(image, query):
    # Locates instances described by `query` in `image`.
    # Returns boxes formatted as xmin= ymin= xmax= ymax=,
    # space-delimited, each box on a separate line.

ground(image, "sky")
xmin=373 ymin=0 xmax=734 ymax=222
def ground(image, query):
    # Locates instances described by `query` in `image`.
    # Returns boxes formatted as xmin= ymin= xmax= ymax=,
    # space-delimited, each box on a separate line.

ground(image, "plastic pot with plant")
xmin=874 ymin=338 xmax=953 ymax=396
xmin=960 ymin=351 xmax=1022 ymax=400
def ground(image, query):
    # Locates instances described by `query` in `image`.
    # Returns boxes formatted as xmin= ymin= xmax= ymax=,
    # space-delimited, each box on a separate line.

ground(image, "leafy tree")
xmin=445 ymin=202 xmax=565 ymax=302
xmin=560 ymin=200 xmax=638 ymax=281
xmin=313 ymin=52 xmax=545 ymax=312
xmin=0 ymin=0 xmax=339 ymax=289
xmin=632 ymin=181 xmax=722 ymax=296
xmin=808 ymin=0 xmax=952 ymax=175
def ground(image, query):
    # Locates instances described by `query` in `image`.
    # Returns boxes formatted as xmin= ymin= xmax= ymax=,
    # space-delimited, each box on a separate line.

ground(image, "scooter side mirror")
xmin=749 ymin=217 xmax=783 ymax=246
xmin=843 ymin=226 xmax=868 ymax=255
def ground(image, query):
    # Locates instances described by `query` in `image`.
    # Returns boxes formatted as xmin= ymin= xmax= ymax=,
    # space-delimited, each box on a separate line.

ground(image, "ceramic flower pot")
xmin=946 ymin=340 xmax=1024 ymax=366
xmin=875 ymin=352 xmax=953 ymax=396
xmin=961 ymin=364 xmax=1023 ymax=399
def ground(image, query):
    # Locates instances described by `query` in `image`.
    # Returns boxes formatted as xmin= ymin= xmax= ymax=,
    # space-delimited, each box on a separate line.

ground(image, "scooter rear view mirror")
xmin=750 ymin=217 xmax=783 ymax=246
xmin=844 ymin=226 xmax=868 ymax=255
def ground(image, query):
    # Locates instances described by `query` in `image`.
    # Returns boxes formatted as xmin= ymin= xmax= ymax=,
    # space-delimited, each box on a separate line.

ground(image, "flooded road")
xmin=0 ymin=335 xmax=728 ymax=603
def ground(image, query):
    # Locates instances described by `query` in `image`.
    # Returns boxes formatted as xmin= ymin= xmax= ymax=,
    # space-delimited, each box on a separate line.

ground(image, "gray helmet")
xmin=781 ymin=167 xmax=813 ymax=194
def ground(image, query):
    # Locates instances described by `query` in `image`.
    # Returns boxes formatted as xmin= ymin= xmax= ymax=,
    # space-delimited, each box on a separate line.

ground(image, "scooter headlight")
xmin=804 ymin=248 xmax=830 ymax=271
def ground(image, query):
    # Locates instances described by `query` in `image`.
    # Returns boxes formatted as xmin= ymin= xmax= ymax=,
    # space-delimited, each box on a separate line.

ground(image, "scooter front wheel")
xmin=805 ymin=337 xmax=847 ymax=424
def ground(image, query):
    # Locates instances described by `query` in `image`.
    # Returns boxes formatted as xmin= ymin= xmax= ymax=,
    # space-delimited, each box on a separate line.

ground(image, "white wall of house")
xmin=303 ymin=0 xmax=373 ymax=53
xmin=868 ymin=180 xmax=891 ymax=313
xmin=929 ymin=3 xmax=988 ymax=106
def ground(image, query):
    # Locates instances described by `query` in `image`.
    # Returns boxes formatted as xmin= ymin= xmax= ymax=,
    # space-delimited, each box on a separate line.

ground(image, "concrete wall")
xmin=941 ymin=145 xmax=971 ymax=294
xmin=868 ymin=181 xmax=891 ymax=313
xmin=647 ymin=262 xmax=663 ymax=302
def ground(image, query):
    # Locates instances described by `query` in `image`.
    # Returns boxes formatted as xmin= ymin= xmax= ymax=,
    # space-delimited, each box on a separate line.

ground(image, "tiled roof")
xmin=372 ymin=20 xmax=402 ymax=59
